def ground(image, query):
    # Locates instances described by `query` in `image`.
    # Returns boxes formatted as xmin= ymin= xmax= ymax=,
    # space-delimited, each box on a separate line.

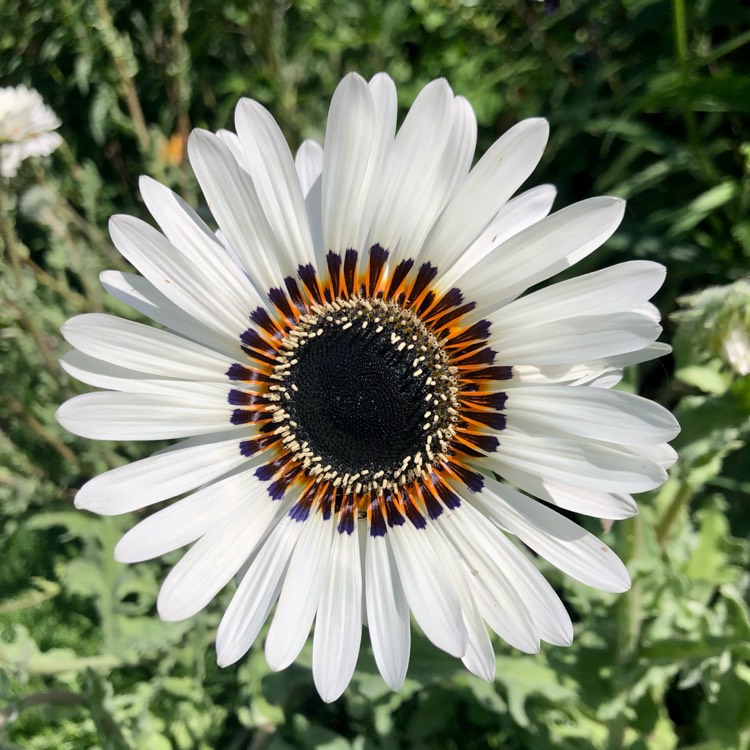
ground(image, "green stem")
xmin=656 ymin=481 xmax=694 ymax=546
xmin=617 ymin=513 xmax=645 ymax=660
xmin=94 ymin=0 xmax=151 ymax=155
xmin=0 ymin=191 xmax=60 ymax=376
xmin=671 ymin=0 xmax=721 ymax=186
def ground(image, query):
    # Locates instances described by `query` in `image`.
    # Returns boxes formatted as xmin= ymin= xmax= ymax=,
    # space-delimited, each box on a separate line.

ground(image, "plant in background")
xmin=56 ymin=72 xmax=679 ymax=702
xmin=674 ymin=279 xmax=750 ymax=381
xmin=2 ymin=1 xmax=749 ymax=747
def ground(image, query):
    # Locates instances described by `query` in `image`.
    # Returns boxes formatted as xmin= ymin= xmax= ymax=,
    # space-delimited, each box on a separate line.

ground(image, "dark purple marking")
xmin=383 ymin=492 xmax=405 ymax=528
xmin=386 ymin=259 xmax=413 ymax=299
xmin=423 ymin=491 xmax=444 ymax=520
xmin=285 ymin=276 xmax=306 ymax=311
xmin=367 ymin=244 xmax=388 ymax=295
xmin=431 ymin=302 xmax=476 ymax=333
xmin=435 ymin=478 xmax=461 ymax=509
xmin=462 ymin=391 xmax=507 ymax=410
xmin=228 ymin=389 xmax=267 ymax=407
xmin=369 ymin=503 xmax=387 ymax=537
xmin=469 ymin=365 xmax=513 ymax=381
xmin=428 ymin=288 xmax=463 ymax=318
xmin=459 ymin=432 xmax=499 ymax=455
xmin=455 ymin=346 xmax=497 ymax=367
xmin=326 ymin=252 xmax=342 ymax=297
xmin=407 ymin=263 xmax=438 ymax=305
xmin=269 ymin=465 xmax=300 ymax=500
xmin=298 ymin=263 xmax=322 ymax=303
xmin=240 ymin=347 xmax=276 ymax=366
xmin=403 ymin=499 xmax=427 ymax=529
xmin=255 ymin=455 xmax=286 ymax=481
xmin=240 ymin=328 xmax=274 ymax=354
xmin=268 ymin=287 xmax=294 ymax=319
xmin=343 ymin=248 xmax=358 ymax=295
xmin=417 ymin=290 xmax=436 ymax=316
xmin=337 ymin=500 xmax=356 ymax=535
xmin=226 ymin=363 xmax=255 ymax=381
xmin=466 ymin=410 xmax=507 ymax=431
xmin=250 ymin=307 xmax=279 ymax=337
xmin=289 ymin=498 xmax=311 ymax=522
xmin=230 ymin=409 xmax=261 ymax=425
xmin=239 ymin=435 xmax=277 ymax=457
xmin=446 ymin=320 xmax=491 ymax=348
xmin=450 ymin=462 xmax=485 ymax=493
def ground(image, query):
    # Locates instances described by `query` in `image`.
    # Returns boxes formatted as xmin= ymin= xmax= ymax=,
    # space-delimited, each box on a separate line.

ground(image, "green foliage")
xmin=1 ymin=0 xmax=749 ymax=747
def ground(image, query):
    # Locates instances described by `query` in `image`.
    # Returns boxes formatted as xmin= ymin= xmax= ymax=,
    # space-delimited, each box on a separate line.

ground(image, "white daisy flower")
xmin=0 ymin=85 xmax=62 ymax=178
xmin=57 ymin=73 xmax=679 ymax=702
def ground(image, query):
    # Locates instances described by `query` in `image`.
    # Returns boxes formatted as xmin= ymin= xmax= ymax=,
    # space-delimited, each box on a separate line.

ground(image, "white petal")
xmin=489 ymin=429 xmax=667 ymax=493
xmin=368 ymin=73 xmax=398 ymax=146
xmin=215 ymin=129 xmax=249 ymax=171
xmin=388 ymin=521 xmax=468 ymax=657
xmin=99 ymin=270 xmax=240 ymax=358
xmin=313 ymin=526 xmax=363 ymax=702
xmin=433 ymin=512 xmax=539 ymax=653
xmin=423 ymin=118 xmax=549 ymax=273
xmin=61 ymin=350 xmax=165 ymax=393
xmin=457 ymin=197 xmax=626 ymax=310
xmin=508 ymin=342 xmax=672 ymax=387
xmin=322 ymin=73 xmax=383 ymax=255
xmin=62 ymin=314 xmax=232 ymax=379
xmin=491 ymin=260 xmax=666 ymax=328
xmin=454 ymin=501 xmax=573 ymax=646
xmin=505 ymin=385 xmax=680 ymax=444
xmin=115 ymin=468 xmax=268 ymax=562
xmin=57 ymin=385 xmax=233 ymax=440
xmin=366 ymin=79 xmax=458 ymax=263
xmin=72 ymin=434 xmax=248 ymax=514
xmin=188 ymin=129 xmax=290 ymax=291
xmin=365 ymin=533 xmax=410 ymax=691
xmin=234 ymin=98 xmax=315 ymax=268
xmin=492 ymin=312 xmax=661 ymax=366
xmin=404 ymin=94 xmax=478 ymax=262
xmin=157 ymin=482 xmax=278 ymax=621
xmin=295 ymin=139 xmax=323 ymax=196
xmin=138 ymin=175 xmax=263 ymax=310
xmin=108 ymin=215 xmax=249 ymax=339
xmin=265 ymin=514 xmax=333 ymax=671
xmin=475 ymin=478 xmax=631 ymax=592
xmin=481 ymin=459 xmax=638 ymax=520
xmin=427 ymin=521 xmax=498 ymax=678
xmin=304 ymin=174 xmax=324 ymax=268
xmin=588 ymin=371 xmax=624 ymax=389
xmin=618 ymin=441 xmax=678 ymax=469
xmin=455 ymin=579 xmax=496 ymax=682
xmin=216 ymin=515 xmax=304 ymax=666
xmin=436 ymin=184 xmax=557 ymax=292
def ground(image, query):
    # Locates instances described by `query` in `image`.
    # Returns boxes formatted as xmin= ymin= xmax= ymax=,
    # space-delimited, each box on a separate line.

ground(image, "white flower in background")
xmin=0 ymin=84 xmax=62 ymax=178
xmin=674 ymin=279 xmax=750 ymax=379
xmin=57 ymin=73 xmax=679 ymax=702
xmin=723 ymin=322 xmax=750 ymax=376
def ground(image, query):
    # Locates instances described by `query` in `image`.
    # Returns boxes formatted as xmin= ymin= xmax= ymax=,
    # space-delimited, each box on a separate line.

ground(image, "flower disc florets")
xmin=269 ymin=295 xmax=460 ymax=494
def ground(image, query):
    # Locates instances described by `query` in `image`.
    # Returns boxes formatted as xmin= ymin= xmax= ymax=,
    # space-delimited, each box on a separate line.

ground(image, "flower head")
xmin=57 ymin=73 xmax=679 ymax=701
xmin=0 ymin=85 xmax=62 ymax=178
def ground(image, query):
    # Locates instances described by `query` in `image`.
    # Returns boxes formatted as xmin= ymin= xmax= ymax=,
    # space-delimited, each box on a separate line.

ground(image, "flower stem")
xmin=656 ymin=481 xmax=694 ymax=546
xmin=93 ymin=0 xmax=151 ymax=155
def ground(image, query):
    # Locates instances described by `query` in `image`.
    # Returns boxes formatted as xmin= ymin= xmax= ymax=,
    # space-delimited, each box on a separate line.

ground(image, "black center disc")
xmin=285 ymin=317 xmax=433 ymax=476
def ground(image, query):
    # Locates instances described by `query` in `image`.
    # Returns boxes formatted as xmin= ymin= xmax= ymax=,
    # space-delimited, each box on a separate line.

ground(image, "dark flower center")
xmin=271 ymin=297 xmax=458 ymax=492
